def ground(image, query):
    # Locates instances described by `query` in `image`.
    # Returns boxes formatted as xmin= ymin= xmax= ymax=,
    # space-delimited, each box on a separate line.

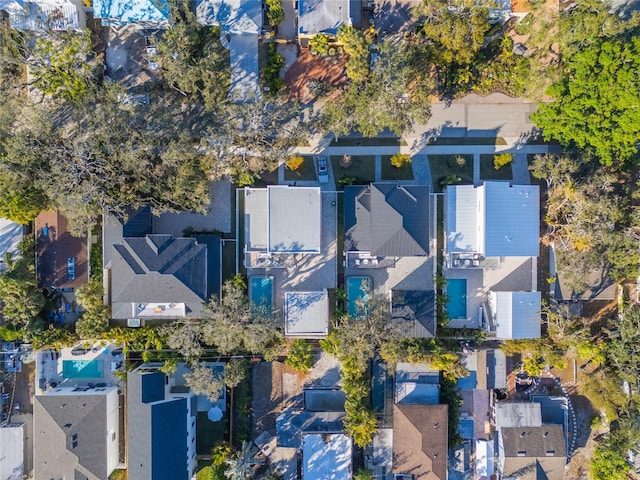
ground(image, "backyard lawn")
xmin=330 ymin=155 xmax=376 ymax=189
xmin=428 ymin=154 xmax=474 ymax=192
xmin=196 ymin=411 xmax=227 ymax=454
xmin=284 ymin=155 xmax=317 ymax=181
xmin=381 ymin=155 xmax=414 ymax=181
xmin=480 ymin=154 xmax=512 ymax=181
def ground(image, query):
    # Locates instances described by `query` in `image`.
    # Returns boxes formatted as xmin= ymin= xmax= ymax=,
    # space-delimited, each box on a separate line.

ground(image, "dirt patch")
xmin=304 ymin=352 xmax=341 ymax=388
xmin=252 ymin=362 xmax=284 ymax=437
xmin=284 ymin=48 xmax=347 ymax=101
xmin=12 ymin=361 xmax=35 ymax=415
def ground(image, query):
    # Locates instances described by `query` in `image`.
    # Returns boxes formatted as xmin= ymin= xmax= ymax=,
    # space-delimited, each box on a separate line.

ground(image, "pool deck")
xmin=445 ymin=256 xmax=537 ymax=328
xmin=35 ymin=343 xmax=125 ymax=394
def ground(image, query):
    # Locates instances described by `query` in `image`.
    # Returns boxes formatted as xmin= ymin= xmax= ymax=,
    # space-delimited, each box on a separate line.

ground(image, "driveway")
xmin=374 ymin=0 xmax=422 ymax=37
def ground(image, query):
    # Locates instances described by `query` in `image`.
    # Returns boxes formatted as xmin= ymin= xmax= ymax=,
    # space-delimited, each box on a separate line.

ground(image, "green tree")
xmin=184 ymin=362 xmax=225 ymax=401
xmin=591 ymin=422 xmax=638 ymax=480
xmin=285 ymin=339 xmax=314 ymax=373
xmin=265 ymin=0 xmax=285 ymax=26
xmin=532 ymin=38 xmax=640 ymax=167
xmin=75 ymin=280 xmax=110 ymax=340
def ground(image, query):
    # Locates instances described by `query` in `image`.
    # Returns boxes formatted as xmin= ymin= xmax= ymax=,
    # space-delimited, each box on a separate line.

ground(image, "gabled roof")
xmin=446 ymin=182 xmax=539 ymax=257
xmin=393 ymin=404 xmax=448 ymax=480
xmin=34 ymin=389 xmax=118 ymax=480
xmin=127 ymin=370 xmax=191 ymax=480
xmin=345 ymin=184 xmax=431 ymax=257
xmin=110 ymin=235 xmax=208 ymax=319
xmin=196 ymin=0 xmax=262 ymax=32
xmin=392 ymin=289 xmax=436 ymax=338
xmin=93 ymin=0 xmax=169 ymax=24
xmin=0 ymin=0 xmax=81 ymax=30
xmin=297 ymin=0 xmax=361 ymax=36
xmin=500 ymin=425 xmax=566 ymax=480
xmin=493 ymin=291 xmax=541 ymax=339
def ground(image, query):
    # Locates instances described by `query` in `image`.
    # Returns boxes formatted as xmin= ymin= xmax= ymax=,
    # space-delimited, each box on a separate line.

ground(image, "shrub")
xmin=455 ymin=155 xmax=467 ymax=167
xmin=390 ymin=153 xmax=411 ymax=168
xmin=286 ymin=156 xmax=304 ymax=171
xmin=494 ymin=153 xmax=513 ymax=170
xmin=309 ymin=34 xmax=331 ymax=56
xmin=265 ymin=0 xmax=285 ymax=26
xmin=264 ymin=42 xmax=284 ymax=93
xmin=285 ymin=339 xmax=314 ymax=373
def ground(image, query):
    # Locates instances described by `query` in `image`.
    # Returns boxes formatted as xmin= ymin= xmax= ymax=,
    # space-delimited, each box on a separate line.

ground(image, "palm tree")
xmin=225 ymin=441 xmax=264 ymax=479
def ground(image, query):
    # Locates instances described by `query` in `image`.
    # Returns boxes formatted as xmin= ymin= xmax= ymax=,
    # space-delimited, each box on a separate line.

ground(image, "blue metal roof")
xmin=93 ymin=0 xmax=170 ymax=24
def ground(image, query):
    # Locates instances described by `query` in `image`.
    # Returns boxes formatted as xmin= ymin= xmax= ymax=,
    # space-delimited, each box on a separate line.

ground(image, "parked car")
xmin=67 ymin=257 xmax=75 ymax=280
xmin=316 ymin=156 xmax=329 ymax=184
xmin=71 ymin=346 xmax=89 ymax=356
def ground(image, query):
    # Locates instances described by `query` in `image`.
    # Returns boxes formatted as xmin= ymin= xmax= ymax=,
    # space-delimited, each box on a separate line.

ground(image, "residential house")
xmin=393 ymin=403 xmax=448 ymax=480
xmin=244 ymin=186 xmax=337 ymax=337
xmin=127 ymin=365 xmax=198 ymax=480
xmin=0 ymin=424 xmax=24 ymax=480
xmin=498 ymin=425 xmax=566 ymax=480
xmin=297 ymin=0 xmax=362 ymax=41
xmin=345 ymin=183 xmax=437 ymax=337
xmin=35 ymin=210 xmax=89 ymax=290
xmin=109 ymin=234 xmax=213 ymax=321
xmin=495 ymin=403 xmax=543 ymax=429
xmin=444 ymin=182 xmax=540 ymax=335
xmin=302 ymin=433 xmax=352 ymax=480
xmin=33 ymin=385 xmax=120 ymax=480
xmin=196 ymin=0 xmax=262 ymax=99
xmin=0 ymin=217 xmax=22 ymax=273
xmin=93 ymin=0 xmax=170 ymax=25
xmin=0 ymin=0 xmax=85 ymax=30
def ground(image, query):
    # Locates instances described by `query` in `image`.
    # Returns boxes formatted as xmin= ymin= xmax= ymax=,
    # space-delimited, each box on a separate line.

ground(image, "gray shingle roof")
xmin=110 ymin=235 xmax=208 ymax=319
xmin=345 ymin=184 xmax=431 ymax=257
xmin=501 ymin=425 xmax=566 ymax=480
xmin=34 ymin=390 xmax=117 ymax=480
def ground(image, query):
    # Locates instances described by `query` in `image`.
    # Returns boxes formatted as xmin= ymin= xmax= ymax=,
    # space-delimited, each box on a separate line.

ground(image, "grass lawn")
xmin=330 ymin=137 xmax=407 ymax=147
xmin=196 ymin=411 xmax=227 ymax=455
xmin=381 ymin=155 xmax=414 ymax=181
xmin=284 ymin=155 xmax=317 ymax=181
xmin=480 ymin=154 xmax=512 ymax=181
xmin=330 ymin=155 xmax=376 ymax=189
xmin=428 ymin=154 xmax=474 ymax=192
xmin=428 ymin=137 xmax=507 ymax=146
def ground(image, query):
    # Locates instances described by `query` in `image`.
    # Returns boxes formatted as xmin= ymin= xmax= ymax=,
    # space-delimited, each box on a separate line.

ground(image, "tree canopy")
xmin=532 ymin=37 xmax=640 ymax=167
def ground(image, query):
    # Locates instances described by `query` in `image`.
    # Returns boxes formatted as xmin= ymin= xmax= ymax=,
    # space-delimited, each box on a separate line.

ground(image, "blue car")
xmin=67 ymin=257 xmax=75 ymax=280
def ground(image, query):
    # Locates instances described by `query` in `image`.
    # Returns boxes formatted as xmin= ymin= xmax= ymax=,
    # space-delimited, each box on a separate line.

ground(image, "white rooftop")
xmin=475 ymin=439 xmax=495 ymax=478
xmin=495 ymin=402 xmax=543 ymax=428
xmin=245 ymin=186 xmax=322 ymax=254
xmin=446 ymin=182 xmax=539 ymax=257
xmin=284 ymin=291 xmax=329 ymax=337
xmin=297 ymin=0 xmax=352 ymax=36
xmin=131 ymin=302 xmax=187 ymax=318
xmin=302 ymin=433 xmax=352 ymax=480
xmin=492 ymin=291 xmax=541 ymax=339
xmin=0 ymin=0 xmax=81 ymax=30
xmin=0 ymin=425 xmax=24 ymax=480
xmin=196 ymin=0 xmax=262 ymax=32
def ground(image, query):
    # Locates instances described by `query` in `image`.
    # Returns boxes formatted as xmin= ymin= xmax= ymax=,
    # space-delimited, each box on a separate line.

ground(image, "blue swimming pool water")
xmin=62 ymin=359 xmax=104 ymax=379
xmin=446 ymin=278 xmax=467 ymax=319
xmin=250 ymin=276 xmax=273 ymax=315
xmin=347 ymin=276 xmax=371 ymax=317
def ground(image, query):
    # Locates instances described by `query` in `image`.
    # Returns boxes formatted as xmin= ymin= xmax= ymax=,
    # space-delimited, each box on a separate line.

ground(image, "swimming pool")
xmin=62 ymin=359 xmax=104 ymax=379
xmin=347 ymin=276 xmax=372 ymax=317
xmin=249 ymin=276 xmax=274 ymax=316
xmin=446 ymin=278 xmax=467 ymax=319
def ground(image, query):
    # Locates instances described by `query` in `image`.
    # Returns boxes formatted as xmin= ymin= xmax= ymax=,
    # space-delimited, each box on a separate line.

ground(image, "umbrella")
xmin=207 ymin=406 xmax=223 ymax=422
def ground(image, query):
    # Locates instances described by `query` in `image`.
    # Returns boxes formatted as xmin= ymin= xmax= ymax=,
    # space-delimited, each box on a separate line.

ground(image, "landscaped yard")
xmin=330 ymin=155 xmax=376 ymax=189
xmin=284 ymin=155 xmax=317 ymax=181
xmin=196 ymin=411 xmax=227 ymax=455
xmin=480 ymin=154 xmax=512 ymax=181
xmin=381 ymin=155 xmax=414 ymax=181
xmin=428 ymin=154 xmax=474 ymax=192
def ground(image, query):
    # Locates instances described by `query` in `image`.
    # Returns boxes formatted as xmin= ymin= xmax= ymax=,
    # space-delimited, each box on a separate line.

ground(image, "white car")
xmin=316 ymin=156 xmax=329 ymax=184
